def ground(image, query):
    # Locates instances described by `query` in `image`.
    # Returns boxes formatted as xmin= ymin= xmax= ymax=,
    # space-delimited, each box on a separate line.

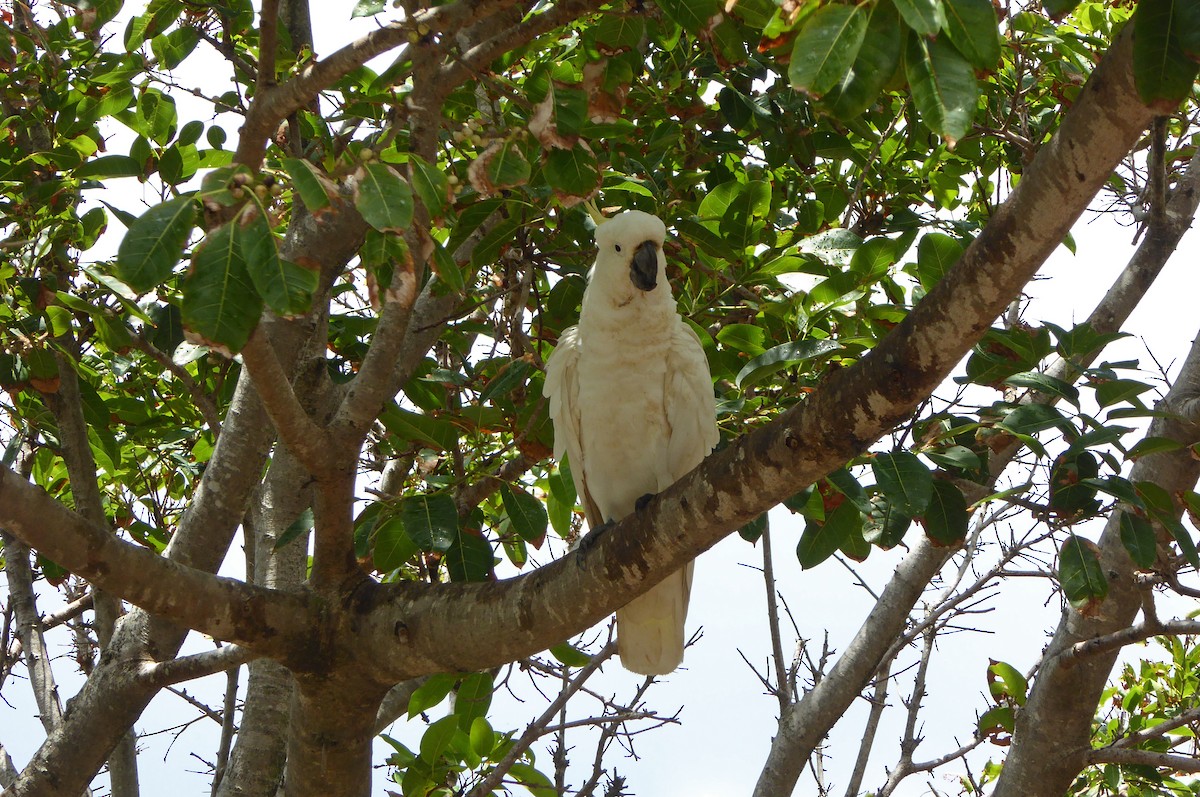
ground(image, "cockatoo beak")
xmin=630 ymin=240 xmax=658 ymax=291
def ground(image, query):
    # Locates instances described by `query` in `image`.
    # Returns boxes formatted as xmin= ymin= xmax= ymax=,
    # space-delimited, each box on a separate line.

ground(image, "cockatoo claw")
xmin=635 ymin=493 xmax=655 ymax=512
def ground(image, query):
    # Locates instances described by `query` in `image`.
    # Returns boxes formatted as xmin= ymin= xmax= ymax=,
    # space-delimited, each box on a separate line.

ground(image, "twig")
xmin=761 ymin=520 xmax=792 ymax=709
xmin=843 ymin=656 xmax=894 ymax=797
xmin=466 ymin=641 xmax=618 ymax=797
xmin=210 ymin=664 xmax=241 ymax=795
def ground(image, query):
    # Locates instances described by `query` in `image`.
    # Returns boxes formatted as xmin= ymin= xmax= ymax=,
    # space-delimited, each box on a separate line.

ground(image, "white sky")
xmin=3 ymin=6 xmax=1199 ymax=797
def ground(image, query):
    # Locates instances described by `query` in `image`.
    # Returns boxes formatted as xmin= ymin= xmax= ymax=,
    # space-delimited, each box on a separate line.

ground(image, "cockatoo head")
xmin=590 ymin=210 xmax=668 ymax=301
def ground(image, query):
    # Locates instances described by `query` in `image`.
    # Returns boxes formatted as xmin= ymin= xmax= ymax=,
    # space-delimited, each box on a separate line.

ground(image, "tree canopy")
xmin=2 ymin=1 xmax=1200 ymax=796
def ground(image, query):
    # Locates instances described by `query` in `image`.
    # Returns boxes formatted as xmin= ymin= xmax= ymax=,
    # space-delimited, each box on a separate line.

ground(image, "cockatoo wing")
xmin=616 ymin=318 xmax=718 ymax=675
xmin=542 ymin=325 xmax=603 ymax=526
xmin=664 ymin=320 xmax=721 ymax=478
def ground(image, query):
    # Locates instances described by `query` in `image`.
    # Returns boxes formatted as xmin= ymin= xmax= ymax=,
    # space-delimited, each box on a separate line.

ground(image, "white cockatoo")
xmin=543 ymin=209 xmax=719 ymax=675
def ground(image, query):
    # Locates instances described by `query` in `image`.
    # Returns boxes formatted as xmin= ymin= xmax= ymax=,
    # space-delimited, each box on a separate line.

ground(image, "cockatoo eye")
xmin=614 ymin=244 xmax=622 ymax=252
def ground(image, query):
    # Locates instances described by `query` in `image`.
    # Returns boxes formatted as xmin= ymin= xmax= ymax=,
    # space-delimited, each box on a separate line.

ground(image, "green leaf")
xmin=1132 ymin=0 xmax=1200 ymax=106
xmin=1135 ymin=481 xmax=1198 ymax=568
xmin=915 ymin=232 xmax=963 ymax=291
xmin=717 ymin=323 xmax=767 ymax=355
xmin=116 ymin=195 xmax=197 ymax=293
xmin=797 ymin=500 xmax=860 ymax=569
xmin=1118 ymin=512 xmax=1158 ymax=570
xmin=401 ymin=494 xmax=458 ymax=552
xmin=922 ymin=480 xmax=968 ymax=545
xmin=445 ymin=532 xmax=493 ymax=582
xmin=408 ymin=673 xmax=457 ymax=717
xmin=894 ymin=0 xmax=945 ymax=35
xmin=924 ymin=445 xmax=982 ymax=472
xmin=282 ymin=157 xmax=334 ymax=212
xmin=407 ymin=154 xmax=451 ymax=219
xmin=656 ymin=0 xmax=721 ymax=32
xmin=998 ymin=403 xmax=1070 ymax=437
xmin=77 ymin=154 xmax=143 ymax=179
xmin=150 ymin=26 xmax=199 ymax=69
xmin=352 ymin=0 xmax=386 ymax=17
xmin=941 ymin=0 xmax=1001 ymax=70
xmin=719 ymin=180 xmax=772 ymax=252
xmin=454 ymin=672 xmax=493 ymax=730
xmin=735 ymin=339 xmax=843 ymax=387
xmin=381 ymin=405 xmax=459 ymax=451
xmin=1059 ymin=533 xmax=1108 ymax=612
xmin=373 ymin=515 xmax=419 ymax=572
xmin=1049 ymin=451 xmax=1101 ymax=517
xmin=419 ymin=715 xmax=460 ymax=764
xmin=472 ymin=141 xmax=531 ymax=194
xmin=240 ymin=205 xmax=316 ymax=317
xmin=549 ymin=642 xmax=592 ymax=667
xmin=1094 ymin=378 xmax=1152 ymax=408
xmin=1126 ymin=436 xmax=1184 ymax=461
xmin=822 ymin=0 xmax=903 ymax=120
xmin=1041 ymin=0 xmax=1080 ymax=17
xmin=430 ymin=240 xmax=466 ymax=294
xmin=738 ymin=512 xmax=768 ymax=543
xmin=904 ymin=32 xmax=979 ymax=146
xmin=181 ymin=222 xmax=262 ymax=354
xmin=864 ymin=494 xmax=913 ymax=549
xmin=872 ymin=452 xmax=934 ymax=516
xmin=478 ymin=358 xmax=531 ymax=405
xmin=545 ymin=145 xmax=600 ymax=198
xmin=355 ymin=162 xmax=414 ymax=232
xmin=509 ymin=762 xmax=556 ymax=797
xmin=501 ymin=483 xmax=548 ymax=544
xmin=788 ymin=5 xmax=869 ymax=99
xmin=275 ymin=508 xmax=314 ymax=551
xmin=469 ymin=717 xmax=494 ymax=757
xmin=1004 ymin=371 xmax=1080 ymax=408
xmin=987 ymin=659 xmax=1028 ymax=707
xmin=827 ymin=468 xmax=873 ymax=514
xmin=978 ymin=705 xmax=1015 ymax=740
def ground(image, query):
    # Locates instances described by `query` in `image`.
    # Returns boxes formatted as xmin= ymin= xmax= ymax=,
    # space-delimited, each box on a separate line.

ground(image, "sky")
xmin=3 ymin=5 xmax=1200 ymax=796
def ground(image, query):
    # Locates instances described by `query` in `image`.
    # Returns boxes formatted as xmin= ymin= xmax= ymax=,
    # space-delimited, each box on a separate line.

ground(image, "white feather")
xmin=543 ymin=210 xmax=718 ymax=674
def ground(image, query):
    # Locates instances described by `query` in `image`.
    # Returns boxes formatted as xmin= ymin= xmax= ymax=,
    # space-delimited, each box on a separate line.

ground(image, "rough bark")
xmin=283 ymin=674 xmax=391 ymax=797
xmin=215 ymin=444 xmax=316 ymax=797
xmin=992 ymin=329 xmax=1200 ymax=797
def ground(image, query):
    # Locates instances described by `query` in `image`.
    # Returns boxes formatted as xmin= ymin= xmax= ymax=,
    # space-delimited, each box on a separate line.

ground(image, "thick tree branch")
xmin=0 ymin=467 xmax=314 ymax=658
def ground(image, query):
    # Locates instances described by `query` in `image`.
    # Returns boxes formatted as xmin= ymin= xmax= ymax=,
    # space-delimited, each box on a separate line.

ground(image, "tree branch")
xmin=240 ymin=326 xmax=333 ymax=476
xmin=1085 ymin=747 xmax=1200 ymax=773
xmin=0 ymin=466 xmax=313 ymax=657
xmin=140 ymin=645 xmax=259 ymax=688
xmin=1061 ymin=619 xmax=1200 ymax=663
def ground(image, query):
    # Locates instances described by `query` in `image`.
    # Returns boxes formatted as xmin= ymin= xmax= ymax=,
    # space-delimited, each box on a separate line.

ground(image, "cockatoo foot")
xmin=635 ymin=493 xmax=656 ymax=512
xmin=574 ymin=519 xmax=614 ymax=567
